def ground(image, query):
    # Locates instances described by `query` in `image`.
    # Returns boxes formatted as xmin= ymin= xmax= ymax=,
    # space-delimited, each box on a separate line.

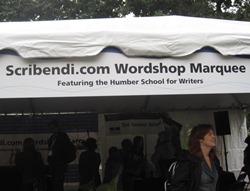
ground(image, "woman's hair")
xmin=133 ymin=136 xmax=143 ymax=145
xmin=23 ymin=137 xmax=35 ymax=151
xmin=84 ymin=137 xmax=97 ymax=151
xmin=121 ymin=138 xmax=132 ymax=149
xmin=188 ymin=124 xmax=216 ymax=159
xmin=108 ymin=146 xmax=120 ymax=160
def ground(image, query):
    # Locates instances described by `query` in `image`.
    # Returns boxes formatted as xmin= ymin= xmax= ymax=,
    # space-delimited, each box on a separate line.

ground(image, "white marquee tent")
xmin=0 ymin=15 xmax=249 ymax=114
xmin=0 ymin=15 xmax=250 ymax=174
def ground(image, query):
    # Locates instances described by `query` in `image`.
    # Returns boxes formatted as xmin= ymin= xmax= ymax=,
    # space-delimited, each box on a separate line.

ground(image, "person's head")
xmin=121 ymin=138 xmax=132 ymax=150
xmin=48 ymin=120 xmax=60 ymax=134
xmin=23 ymin=137 xmax=35 ymax=151
xmin=133 ymin=136 xmax=144 ymax=152
xmin=108 ymin=146 xmax=119 ymax=159
xmin=133 ymin=136 xmax=143 ymax=146
xmin=84 ymin=137 xmax=97 ymax=151
xmin=188 ymin=124 xmax=216 ymax=159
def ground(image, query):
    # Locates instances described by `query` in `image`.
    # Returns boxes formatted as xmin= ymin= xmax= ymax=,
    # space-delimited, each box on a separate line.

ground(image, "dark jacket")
xmin=47 ymin=132 xmax=71 ymax=164
xmin=171 ymin=149 xmax=222 ymax=191
xmin=244 ymin=136 xmax=250 ymax=167
xmin=103 ymin=157 xmax=122 ymax=183
xmin=15 ymin=150 xmax=45 ymax=184
xmin=78 ymin=150 xmax=101 ymax=187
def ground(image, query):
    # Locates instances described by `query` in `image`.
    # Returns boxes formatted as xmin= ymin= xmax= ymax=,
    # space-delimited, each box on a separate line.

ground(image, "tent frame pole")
xmin=222 ymin=135 xmax=229 ymax=172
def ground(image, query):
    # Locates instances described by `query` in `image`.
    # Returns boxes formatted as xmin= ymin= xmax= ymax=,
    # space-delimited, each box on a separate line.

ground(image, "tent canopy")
xmin=0 ymin=16 xmax=248 ymax=174
xmin=0 ymin=16 xmax=250 ymax=115
xmin=0 ymin=16 xmax=250 ymax=59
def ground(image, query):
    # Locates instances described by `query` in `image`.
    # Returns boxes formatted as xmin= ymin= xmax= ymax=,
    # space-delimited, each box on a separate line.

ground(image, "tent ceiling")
xmin=0 ymin=93 xmax=248 ymax=115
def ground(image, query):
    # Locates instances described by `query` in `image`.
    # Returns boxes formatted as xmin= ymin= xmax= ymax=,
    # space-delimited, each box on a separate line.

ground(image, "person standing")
xmin=47 ymin=120 xmax=71 ymax=191
xmin=78 ymin=137 xmax=101 ymax=191
xmin=103 ymin=146 xmax=122 ymax=184
xmin=118 ymin=138 xmax=133 ymax=191
xmin=15 ymin=137 xmax=45 ymax=191
xmin=171 ymin=124 xmax=222 ymax=191
xmin=151 ymin=130 xmax=177 ymax=179
xmin=96 ymin=146 xmax=122 ymax=191
xmin=243 ymin=136 xmax=250 ymax=178
xmin=126 ymin=136 xmax=148 ymax=191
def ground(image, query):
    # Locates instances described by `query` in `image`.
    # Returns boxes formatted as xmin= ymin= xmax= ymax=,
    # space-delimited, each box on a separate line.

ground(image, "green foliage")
xmin=0 ymin=0 xmax=249 ymax=21
xmin=0 ymin=0 xmax=39 ymax=21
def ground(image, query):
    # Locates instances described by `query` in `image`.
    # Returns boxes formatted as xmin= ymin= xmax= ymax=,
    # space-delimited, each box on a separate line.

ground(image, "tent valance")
xmin=0 ymin=16 xmax=250 ymax=58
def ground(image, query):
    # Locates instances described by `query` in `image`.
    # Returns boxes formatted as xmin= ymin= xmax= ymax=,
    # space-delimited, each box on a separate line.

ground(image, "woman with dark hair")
xmin=118 ymin=138 xmax=133 ymax=191
xmin=103 ymin=147 xmax=122 ymax=184
xmin=171 ymin=124 xmax=222 ymax=191
xmin=96 ymin=146 xmax=122 ymax=191
xmin=130 ymin=136 xmax=147 ymax=179
xmin=15 ymin=137 xmax=45 ymax=191
xmin=124 ymin=136 xmax=149 ymax=191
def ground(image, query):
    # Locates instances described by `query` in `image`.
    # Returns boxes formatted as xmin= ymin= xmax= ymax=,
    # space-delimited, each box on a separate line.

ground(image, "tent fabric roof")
xmin=0 ymin=16 xmax=250 ymax=58
xmin=0 ymin=16 xmax=250 ymax=115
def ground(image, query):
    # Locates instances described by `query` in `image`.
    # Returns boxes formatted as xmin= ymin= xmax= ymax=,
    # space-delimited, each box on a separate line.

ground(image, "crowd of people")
xmin=13 ymin=120 xmax=250 ymax=191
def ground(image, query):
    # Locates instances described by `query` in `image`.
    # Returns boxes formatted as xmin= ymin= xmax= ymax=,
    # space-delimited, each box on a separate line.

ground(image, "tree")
xmin=0 ymin=0 xmax=249 ymax=21
xmin=0 ymin=0 xmax=40 ymax=21
xmin=0 ymin=0 xmax=124 ymax=21
xmin=123 ymin=0 xmax=250 ymax=21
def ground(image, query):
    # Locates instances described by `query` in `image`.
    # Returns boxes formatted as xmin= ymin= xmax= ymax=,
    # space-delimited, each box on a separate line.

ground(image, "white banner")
xmin=104 ymin=117 xmax=164 ymax=163
xmin=0 ymin=51 xmax=249 ymax=98
xmin=0 ymin=132 xmax=97 ymax=166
